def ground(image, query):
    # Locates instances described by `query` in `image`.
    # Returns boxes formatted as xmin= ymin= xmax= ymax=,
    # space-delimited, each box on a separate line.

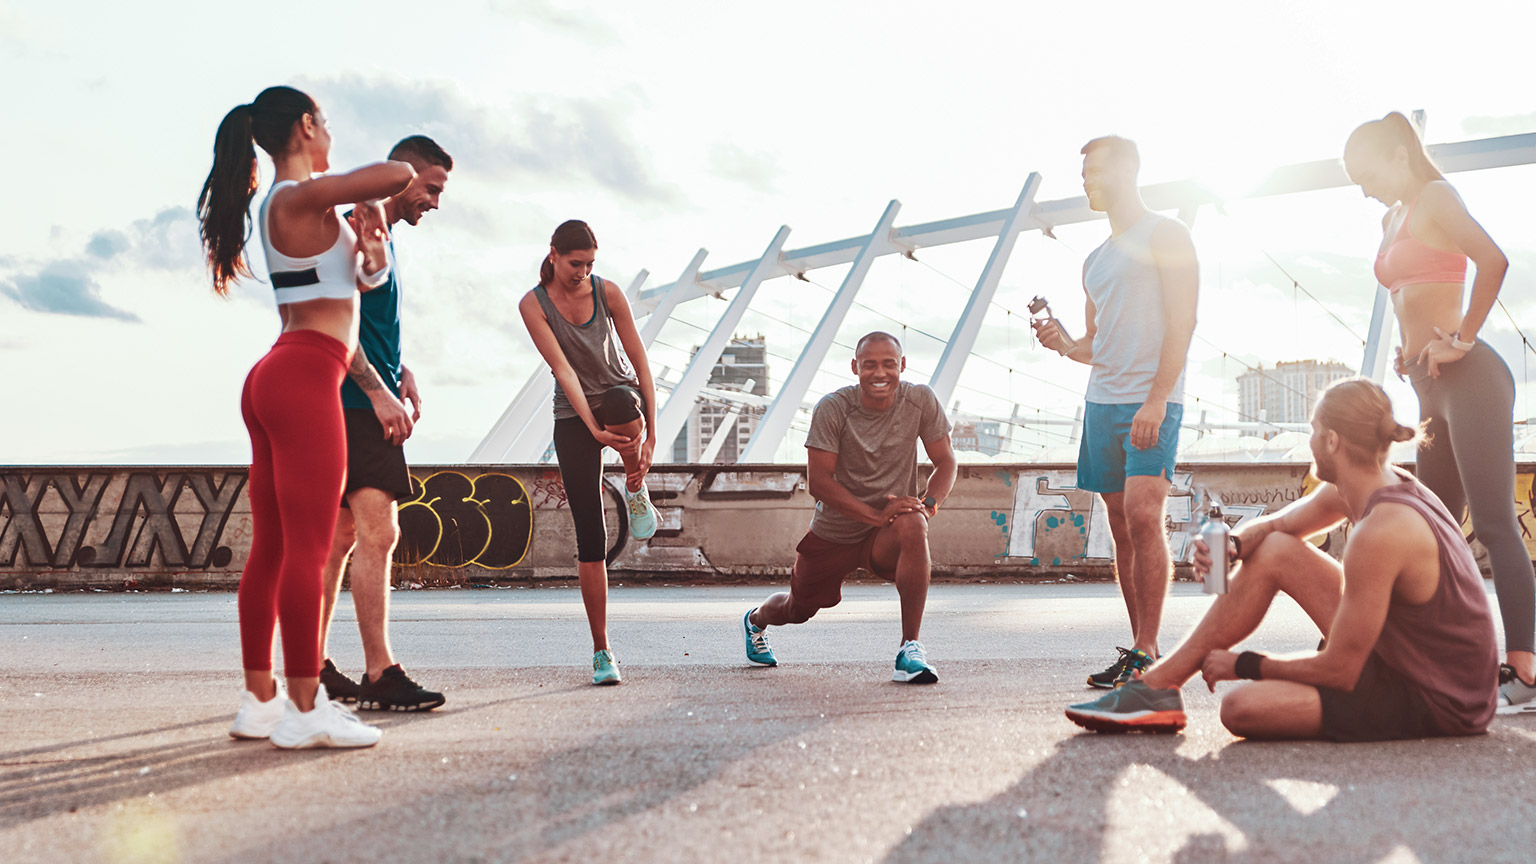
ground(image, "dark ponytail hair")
xmin=197 ymin=86 xmax=318 ymax=296
xmin=1344 ymin=111 xmax=1446 ymax=185
xmin=539 ymin=220 xmax=598 ymax=287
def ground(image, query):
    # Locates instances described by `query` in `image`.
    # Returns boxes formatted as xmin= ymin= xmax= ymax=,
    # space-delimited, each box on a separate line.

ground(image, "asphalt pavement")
xmin=2 ymin=582 xmax=1533 ymax=863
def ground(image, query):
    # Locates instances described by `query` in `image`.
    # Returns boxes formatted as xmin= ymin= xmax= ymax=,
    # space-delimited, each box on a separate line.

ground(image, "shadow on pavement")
xmin=885 ymin=722 xmax=1536 ymax=863
xmin=0 ymin=729 xmax=334 ymax=831
xmin=226 ymin=667 xmax=851 ymax=863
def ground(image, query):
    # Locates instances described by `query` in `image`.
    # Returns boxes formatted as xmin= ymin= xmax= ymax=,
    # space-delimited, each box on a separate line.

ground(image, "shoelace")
xmin=628 ymin=493 xmax=649 ymax=518
xmin=748 ymin=626 xmax=771 ymax=652
xmin=903 ymin=642 xmax=928 ymax=666
xmin=1499 ymin=664 xmax=1516 ymax=686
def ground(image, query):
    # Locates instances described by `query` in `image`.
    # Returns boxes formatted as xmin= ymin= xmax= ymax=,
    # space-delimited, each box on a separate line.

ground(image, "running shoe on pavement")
xmin=892 ymin=640 xmax=938 ymax=684
xmin=1087 ymin=647 xmax=1153 ymax=689
xmin=1498 ymin=663 xmax=1536 ymax=715
xmin=742 ymin=608 xmax=777 ymax=666
xmin=592 ymin=649 xmax=623 ymax=686
xmin=357 ymin=664 xmax=445 ymax=712
xmin=269 ymin=684 xmax=382 ymax=749
xmin=1066 ymin=679 xmax=1187 ymax=733
xmin=321 ymin=658 xmax=361 ymax=704
xmin=229 ymin=684 xmax=288 ymax=740
xmin=626 ymin=482 xmax=658 ymax=541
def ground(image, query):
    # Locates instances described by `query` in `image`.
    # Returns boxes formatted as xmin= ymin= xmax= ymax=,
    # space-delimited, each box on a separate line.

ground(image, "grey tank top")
xmin=534 ymin=275 xmax=637 ymax=420
xmin=1083 ymin=213 xmax=1185 ymax=405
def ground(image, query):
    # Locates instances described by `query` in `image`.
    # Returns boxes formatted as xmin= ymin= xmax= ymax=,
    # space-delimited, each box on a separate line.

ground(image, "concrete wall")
xmin=3 ymin=463 xmax=1533 ymax=589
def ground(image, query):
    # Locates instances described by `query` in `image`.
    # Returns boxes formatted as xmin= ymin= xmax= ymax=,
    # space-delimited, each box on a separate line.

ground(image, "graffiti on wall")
xmin=1006 ymin=468 xmax=1302 ymax=567
xmin=0 ymin=471 xmax=246 ymax=571
xmin=395 ymin=471 xmax=534 ymax=570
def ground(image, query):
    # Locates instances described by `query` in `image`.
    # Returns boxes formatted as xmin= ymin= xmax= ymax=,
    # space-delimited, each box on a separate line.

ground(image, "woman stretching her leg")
xmin=1344 ymin=112 xmax=1536 ymax=713
xmin=199 ymin=86 xmax=415 ymax=746
xmin=519 ymin=220 xmax=659 ymax=685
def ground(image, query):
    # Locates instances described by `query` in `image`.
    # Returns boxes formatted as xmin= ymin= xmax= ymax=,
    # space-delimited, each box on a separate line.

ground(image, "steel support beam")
xmin=928 ymin=174 xmax=1042 ymax=405
xmin=639 ymin=250 xmax=707 ymax=347
xmin=740 ymin=201 xmax=902 ymax=462
xmin=1359 ymin=284 xmax=1396 ymax=381
xmin=652 ymin=226 xmax=792 ymax=459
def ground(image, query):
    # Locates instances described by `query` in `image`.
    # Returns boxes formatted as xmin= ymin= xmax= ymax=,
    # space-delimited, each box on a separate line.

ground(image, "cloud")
xmin=300 ymin=74 xmax=680 ymax=205
xmin=483 ymin=0 xmax=620 ymax=43
xmin=0 ymin=260 xmax=139 ymax=322
xmin=709 ymin=142 xmax=781 ymax=193
xmin=0 ymin=206 xmax=199 ymax=321
xmin=1460 ymin=111 xmax=1536 ymax=138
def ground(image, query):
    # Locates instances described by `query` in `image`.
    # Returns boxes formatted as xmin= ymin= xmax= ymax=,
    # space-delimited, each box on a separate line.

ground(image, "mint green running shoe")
xmin=892 ymin=640 xmax=938 ymax=684
xmin=592 ymin=650 xmax=622 ymax=686
xmin=742 ymin=608 xmax=777 ymax=666
xmin=626 ymin=482 xmax=657 ymax=541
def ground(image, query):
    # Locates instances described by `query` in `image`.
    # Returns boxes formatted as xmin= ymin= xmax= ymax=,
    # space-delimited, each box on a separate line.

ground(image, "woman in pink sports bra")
xmin=1344 ymin=112 xmax=1536 ymax=714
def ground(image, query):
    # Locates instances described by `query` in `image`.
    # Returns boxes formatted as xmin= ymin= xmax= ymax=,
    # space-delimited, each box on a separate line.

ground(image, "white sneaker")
xmin=228 ymin=683 xmax=289 ymax=739
xmin=269 ymin=683 xmax=382 ymax=749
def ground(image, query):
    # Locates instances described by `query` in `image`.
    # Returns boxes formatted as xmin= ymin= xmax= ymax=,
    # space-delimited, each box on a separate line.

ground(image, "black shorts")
xmin=1317 ymin=652 xmax=1443 ymax=742
xmin=341 ymin=409 xmax=413 ymax=506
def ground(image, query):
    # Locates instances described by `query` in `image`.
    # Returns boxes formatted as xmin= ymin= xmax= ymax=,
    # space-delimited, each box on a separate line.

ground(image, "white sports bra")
xmin=258 ymin=180 xmax=363 ymax=304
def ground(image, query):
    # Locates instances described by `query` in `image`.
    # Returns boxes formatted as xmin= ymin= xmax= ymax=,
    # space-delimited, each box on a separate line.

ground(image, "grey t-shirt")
xmin=805 ymin=381 xmax=951 ymax=544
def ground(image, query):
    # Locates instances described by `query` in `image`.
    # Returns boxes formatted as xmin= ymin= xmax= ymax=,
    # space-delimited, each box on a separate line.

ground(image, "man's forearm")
xmin=1145 ymin=329 xmax=1193 ymax=404
xmin=812 ymin=479 xmax=885 ymax=527
xmin=349 ymin=350 xmax=389 ymax=395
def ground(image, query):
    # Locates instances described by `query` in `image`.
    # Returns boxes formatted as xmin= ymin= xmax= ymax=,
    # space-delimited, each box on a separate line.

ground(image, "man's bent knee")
xmin=785 ymin=594 xmax=834 ymax=624
xmin=893 ymin=512 xmax=929 ymax=545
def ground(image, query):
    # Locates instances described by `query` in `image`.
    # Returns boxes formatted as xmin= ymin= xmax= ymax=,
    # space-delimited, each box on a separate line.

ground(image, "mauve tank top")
xmin=534 ymin=275 xmax=637 ymax=420
xmin=1363 ymin=469 xmax=1498 ymax=735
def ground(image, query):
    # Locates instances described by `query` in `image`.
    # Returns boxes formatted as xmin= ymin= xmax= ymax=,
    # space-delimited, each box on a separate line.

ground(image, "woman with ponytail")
xmin=518 ymin=220 xmax=659 ymax=685
xmin=1344 ymin=113 xmax=1536 ymax=714
xmin=198 ymin=86 xmax=415 ymax=747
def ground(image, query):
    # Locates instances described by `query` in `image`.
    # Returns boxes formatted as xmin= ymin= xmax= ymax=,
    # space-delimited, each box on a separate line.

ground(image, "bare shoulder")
xmin=1348 ymin=501 xmax=1435 ymax=560
xmin=518 ymin=289 xmax=544 ymax=316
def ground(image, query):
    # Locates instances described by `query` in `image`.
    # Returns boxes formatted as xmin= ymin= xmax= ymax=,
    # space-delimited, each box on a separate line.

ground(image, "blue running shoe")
xmin=892 ymin=640 xmax=938 ymax=684
xmin=626 ymin=482 xmax=658 ymax=541
xmin=592 ymin=650 xmax=622 ymax=686
xmin=742 ymin=608 xmax=777 ymax=666
xmin=1066 ymin=679 xmax=1186 ymax=733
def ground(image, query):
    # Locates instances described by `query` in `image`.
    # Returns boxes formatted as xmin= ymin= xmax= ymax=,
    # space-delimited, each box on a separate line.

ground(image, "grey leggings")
xmin=1410 ymin=340 xmax=1535 ymax=653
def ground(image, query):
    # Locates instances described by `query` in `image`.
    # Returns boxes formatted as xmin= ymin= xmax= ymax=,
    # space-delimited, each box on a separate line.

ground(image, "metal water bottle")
xmin=1200 ymin=502 xmax=1230 ymax=595
xmin=1027 ymin=295 xmax=1077 ymax=355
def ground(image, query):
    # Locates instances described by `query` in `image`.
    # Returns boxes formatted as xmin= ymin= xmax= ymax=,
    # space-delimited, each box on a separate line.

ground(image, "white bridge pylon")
xmin=470 ymin=132 xmax=1536 ymax=464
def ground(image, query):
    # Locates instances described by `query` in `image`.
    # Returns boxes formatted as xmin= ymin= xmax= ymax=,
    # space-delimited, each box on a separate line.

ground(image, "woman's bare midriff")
xmin=280 ymin=295 xmax=360 ymax=356
xmin=1392 ymin=281 xmax=1464 ymax=358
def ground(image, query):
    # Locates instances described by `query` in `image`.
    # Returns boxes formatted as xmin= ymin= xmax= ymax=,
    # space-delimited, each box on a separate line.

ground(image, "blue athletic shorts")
xmin=1076 ymin=401 xmax=1183 ymax=494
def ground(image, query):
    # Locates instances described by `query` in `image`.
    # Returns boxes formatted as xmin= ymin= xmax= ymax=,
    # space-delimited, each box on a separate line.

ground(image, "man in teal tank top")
xmin=1033 ymin=136 xmax=1199 ymax=690
xmin=318 ymin=136 xmax=453 ymax=713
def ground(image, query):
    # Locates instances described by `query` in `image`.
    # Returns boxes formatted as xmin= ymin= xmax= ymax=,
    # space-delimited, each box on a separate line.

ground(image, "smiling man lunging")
xmin=739 ymin=332 xmax=957 ymax=683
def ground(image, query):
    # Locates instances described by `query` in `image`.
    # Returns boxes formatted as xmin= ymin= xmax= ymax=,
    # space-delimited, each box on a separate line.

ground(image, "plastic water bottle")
xmin=1200 ymin=502 xmax=1230 ymax=595
xmin=1027 ymin=296 xmax=1077 ymax=355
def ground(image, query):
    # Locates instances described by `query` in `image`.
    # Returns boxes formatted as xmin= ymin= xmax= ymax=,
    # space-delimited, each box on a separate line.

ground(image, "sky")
xmin=2 ymin=0 xmax=1535 ymax=466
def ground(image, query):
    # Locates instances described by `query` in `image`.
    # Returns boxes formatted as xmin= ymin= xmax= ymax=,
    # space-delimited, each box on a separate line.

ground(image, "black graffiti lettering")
xmin=89 ymin=473 xmax=191 ymax=568
xmin=50 ymin=474 xmax=111 ymax=567
xmin=395 ymin=471 xmax=533 ymax=570
xmin=0 ymin=475 xmax=54 ymax=567
xmin=185 ymin=473 xmax=245 ymax=568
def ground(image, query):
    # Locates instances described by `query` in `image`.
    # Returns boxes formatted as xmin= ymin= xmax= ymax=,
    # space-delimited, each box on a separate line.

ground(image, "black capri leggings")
xmin=1410 ymin=340 xmax=1535 ymax=654
xmin=553 ymin=385 xmax=645 ymax=563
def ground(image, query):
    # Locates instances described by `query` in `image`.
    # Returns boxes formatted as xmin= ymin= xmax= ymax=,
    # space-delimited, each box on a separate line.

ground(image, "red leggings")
xmin=238 ymin=329 xmax=349 ymax=678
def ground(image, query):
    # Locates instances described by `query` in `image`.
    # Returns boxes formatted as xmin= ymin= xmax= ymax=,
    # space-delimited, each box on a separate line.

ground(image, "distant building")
xmin=948 ymin=413 xmax=1005 ymax=457
xmin=671 ymin=335 xmax=770 ymax=463
xmin=1238 ymin=359 xmax=1354 ymax=433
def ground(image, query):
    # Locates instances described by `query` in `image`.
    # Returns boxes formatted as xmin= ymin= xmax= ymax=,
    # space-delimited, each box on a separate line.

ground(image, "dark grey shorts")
xmin=341 ymin=409 xmax=413 ymax=505
xmin=1317 ymin=652 xmax=1442 ymax=742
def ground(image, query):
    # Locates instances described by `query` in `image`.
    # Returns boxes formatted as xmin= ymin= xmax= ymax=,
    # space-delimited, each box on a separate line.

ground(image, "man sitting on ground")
xmin=1066 ymin=379 xmax=1498 ymax=740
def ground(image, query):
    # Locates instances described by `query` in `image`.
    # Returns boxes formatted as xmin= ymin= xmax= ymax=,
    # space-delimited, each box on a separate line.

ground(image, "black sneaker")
xmin=1087 ymin=647 xmax=1154 ymax=689
xmin=356 ymin=665 xmax=446 ymax=712
xmin=321 ymin=658 xmax=362 ymax=703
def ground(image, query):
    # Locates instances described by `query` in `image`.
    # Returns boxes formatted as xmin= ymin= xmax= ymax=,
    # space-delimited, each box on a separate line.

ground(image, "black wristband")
xmin=1235 ymin=651 xmax=1266 ymax=680
xmin=1230 ymin=534 xmax=1243 ymax=562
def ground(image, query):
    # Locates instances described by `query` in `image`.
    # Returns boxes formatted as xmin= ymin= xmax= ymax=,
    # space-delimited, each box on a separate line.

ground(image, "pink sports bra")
xmin=1373 ymin=195 xmax=1467 ymax=294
